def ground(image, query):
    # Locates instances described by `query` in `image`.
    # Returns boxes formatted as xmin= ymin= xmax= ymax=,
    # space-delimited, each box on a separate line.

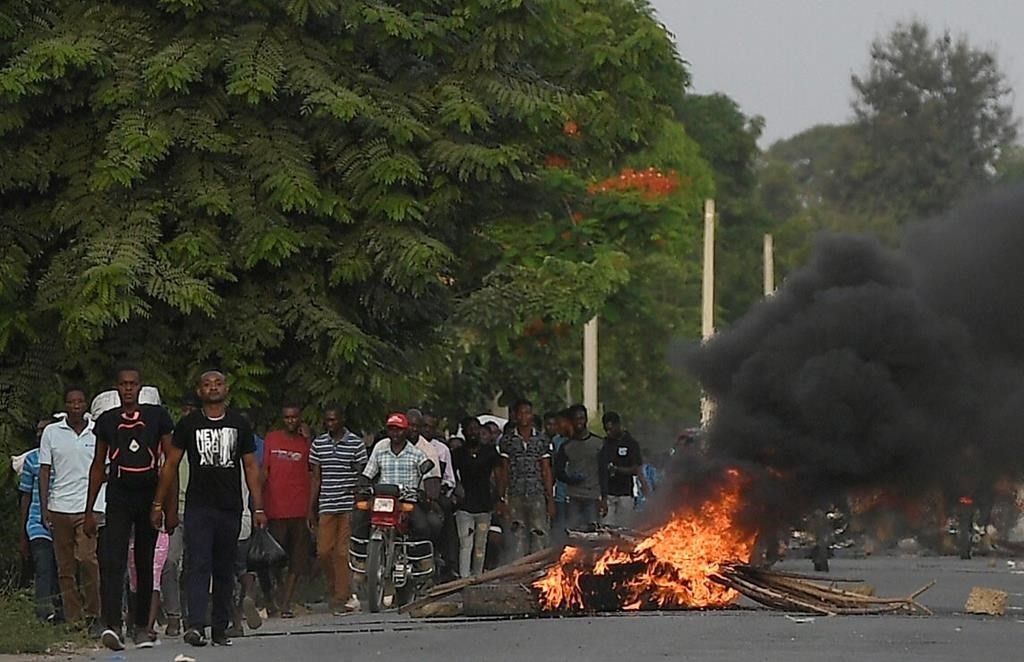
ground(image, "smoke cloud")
xmin=687 ymin=185 xmax=1024 ymax=525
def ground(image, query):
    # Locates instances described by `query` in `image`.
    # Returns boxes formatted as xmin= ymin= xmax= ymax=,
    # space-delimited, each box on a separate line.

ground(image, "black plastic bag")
xmin=247 ymin=527 xmax=288 ymax=570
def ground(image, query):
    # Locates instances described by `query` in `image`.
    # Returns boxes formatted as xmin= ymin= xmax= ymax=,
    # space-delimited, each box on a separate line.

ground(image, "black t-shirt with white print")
xmin=173 ymin=409 xmax=255 ymax=513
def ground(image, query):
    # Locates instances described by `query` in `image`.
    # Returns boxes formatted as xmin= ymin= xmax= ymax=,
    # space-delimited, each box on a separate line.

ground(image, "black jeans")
xmin=100 ymin=488 xmax=158 ymax=630
xmin=184 ymin=506 xmax=241 ymax=633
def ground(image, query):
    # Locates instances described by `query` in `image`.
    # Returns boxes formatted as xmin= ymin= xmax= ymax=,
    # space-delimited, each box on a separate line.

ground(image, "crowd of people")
xmin=15 ymin=367 xmax=661 ymax=652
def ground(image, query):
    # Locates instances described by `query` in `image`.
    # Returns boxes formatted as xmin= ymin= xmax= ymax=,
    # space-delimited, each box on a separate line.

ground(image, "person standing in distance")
xmin=40 ymin=388 xmax=101 ymax=635
xmin=152 ymin=370 xmax=266 ymax=648
xmin=86 ymin=370 xmax=175 ymax=651
xmin=261 ymin=403 xmax=312 ymax=619
xmin=308 ymin=405 xmax=366 ymax=614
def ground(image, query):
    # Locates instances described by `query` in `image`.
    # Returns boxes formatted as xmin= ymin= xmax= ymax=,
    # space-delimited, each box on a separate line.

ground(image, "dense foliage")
xmin=0 ymin=0 xmax=735 ymax=501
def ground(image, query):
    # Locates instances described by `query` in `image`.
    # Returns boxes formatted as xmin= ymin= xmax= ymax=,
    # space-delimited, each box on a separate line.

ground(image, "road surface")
xmin=61 ymin=556 xmax=1024 ymax=662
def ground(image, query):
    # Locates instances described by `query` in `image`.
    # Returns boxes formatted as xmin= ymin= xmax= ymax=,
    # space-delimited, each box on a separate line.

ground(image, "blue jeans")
xmin=30 ymin=539 xmax=60 ymax=620
xmin=566 ymin=498 xmax=600 ymax=529
xmin=185 ymin=506 xmax=241 ymax=633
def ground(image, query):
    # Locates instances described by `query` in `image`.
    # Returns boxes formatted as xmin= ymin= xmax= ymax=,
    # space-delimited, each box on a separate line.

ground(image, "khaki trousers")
xmin=50 ymin=512 xmax=100 ymax=623
xmin=317 ymin=513 xmax=352 ymax=606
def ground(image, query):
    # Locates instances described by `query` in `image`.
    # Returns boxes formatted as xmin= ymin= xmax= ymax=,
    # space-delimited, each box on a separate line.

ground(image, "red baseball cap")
xmin=385 ymin=412 xmax=410 ymax=429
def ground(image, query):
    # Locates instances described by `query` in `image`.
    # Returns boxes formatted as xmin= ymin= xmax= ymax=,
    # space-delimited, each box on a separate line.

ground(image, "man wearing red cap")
xmin=355 ymin=413 xmax=439 ymax=541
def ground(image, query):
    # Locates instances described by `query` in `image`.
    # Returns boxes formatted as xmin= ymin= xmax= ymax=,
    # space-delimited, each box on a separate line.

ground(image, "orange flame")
xmin=534 ymin=469 xmax=755 ymax=611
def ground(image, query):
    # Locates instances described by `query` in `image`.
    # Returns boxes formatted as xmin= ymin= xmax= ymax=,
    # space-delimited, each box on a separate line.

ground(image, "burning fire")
xmin=535 ymin=469 xmax=756 ymax=611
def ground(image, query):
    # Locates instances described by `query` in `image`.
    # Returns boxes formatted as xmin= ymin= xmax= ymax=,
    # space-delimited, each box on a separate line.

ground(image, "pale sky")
xmin=649 ymin=0 xmax=1024 ymax=146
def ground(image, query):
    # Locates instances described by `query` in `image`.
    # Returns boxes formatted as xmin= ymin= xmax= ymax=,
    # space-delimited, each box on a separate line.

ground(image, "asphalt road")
xmin=59 ymin=556 xmax=1024 ymax=662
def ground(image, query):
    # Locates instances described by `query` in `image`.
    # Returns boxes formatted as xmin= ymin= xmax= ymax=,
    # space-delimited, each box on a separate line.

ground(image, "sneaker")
xmin=183 ymin=628 xmax=208 ymax=647
xmin=243 ymin=596 xmax=262 ymax=630
xmin=165 ymin=615 xmax=181 ymax=637
xmin=211 ymin=630 xmax=233 ymax=647
xmin=133 ymin=630 xmax=156 ymax=649
xmin=344 ymin=595 xmax=361 ymax=612
xmin=101 ymin=629 xmax=125 ymax=651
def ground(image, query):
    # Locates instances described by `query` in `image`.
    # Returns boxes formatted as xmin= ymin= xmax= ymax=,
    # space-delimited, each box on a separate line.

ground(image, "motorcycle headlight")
xmin=372 ymin=497 xmax=396 ymax=513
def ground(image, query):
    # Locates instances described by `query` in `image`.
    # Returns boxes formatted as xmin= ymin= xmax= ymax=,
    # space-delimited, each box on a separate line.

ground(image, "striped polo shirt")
xmin=310 ymin=430 xmax=367 ymax=514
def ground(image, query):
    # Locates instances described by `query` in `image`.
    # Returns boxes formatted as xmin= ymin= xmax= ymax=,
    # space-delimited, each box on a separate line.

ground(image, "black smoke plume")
xmin=687 ymin=185 xmax=1024 ymax=528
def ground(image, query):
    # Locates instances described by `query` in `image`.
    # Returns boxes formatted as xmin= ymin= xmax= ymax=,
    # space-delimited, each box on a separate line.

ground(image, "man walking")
xmin=153 ymin=370 xmax=266 ymax=648
xmin=498 ymin=399 xmax=555 ymax=560
xmin=555 ymin=404 xmax=604 ymax=528
xmin=86 ymin=370 xmax=175 ymax=651
xmin=159 ymin=393 xmax=199 ymax=637
xmin=19 ymin=418 xmax=61 ymax=622
xmin=451 ymin=416 xmax=503 ymax=577
xmin=309 ymin=405 xmax=366 ymax=614
xmin=262 ymin=404 xmax=311 ymax=619
xmin=599 ymin=412 xmax=644 ymax=526
xmin=40 ymin=388 xmax=101 ymax=637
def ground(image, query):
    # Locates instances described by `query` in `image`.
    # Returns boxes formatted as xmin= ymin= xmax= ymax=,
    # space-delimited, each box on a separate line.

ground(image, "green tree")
xmin=850 ymin=20 xmax=1019 ymax=220
xmin=0 ymin=0 xmax=714 ymax=435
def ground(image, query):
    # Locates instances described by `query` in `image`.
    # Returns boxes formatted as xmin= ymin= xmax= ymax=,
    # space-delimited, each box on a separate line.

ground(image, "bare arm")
xmin=541 ymin=457 xmax=554 ymax=502
xmin=85 ymin=438 xmax=108 ymax=516
xmin=423 ymin=476 xmax=441 ymax=501
xmin=496 ymin=458 xmax=509 ymax=499
xmin=308 ymin=464 xmax=321 ymax=525
xmin=19 ymin=493 xmax=31 ymax=556
xmin=38 ymin=465 xmax=51 ymax=525
xmin=242 ymin=452 xmax=266 ymax=527
xmin=150 ymin=443 xmax=185 ymax=532
xmin=158 ymin=432 xmax=178 ymax=513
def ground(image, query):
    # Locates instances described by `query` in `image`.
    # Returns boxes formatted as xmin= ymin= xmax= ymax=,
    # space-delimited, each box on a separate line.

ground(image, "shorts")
xmin=268 ymin=518 xmax=310 ymax=576
xmin=129 ymin=530 xmax=170 ymax=592
xmin=235 ymin=536 xmax=251 ymax=577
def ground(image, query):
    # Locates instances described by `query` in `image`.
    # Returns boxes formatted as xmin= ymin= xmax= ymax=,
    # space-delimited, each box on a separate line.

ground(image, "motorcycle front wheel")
xmin=366 ymin=536 xmax=389 ymax=613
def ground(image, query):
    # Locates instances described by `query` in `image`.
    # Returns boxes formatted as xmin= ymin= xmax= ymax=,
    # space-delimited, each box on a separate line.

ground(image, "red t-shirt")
xmin=263 ymin=430 xmax=311 ymax=520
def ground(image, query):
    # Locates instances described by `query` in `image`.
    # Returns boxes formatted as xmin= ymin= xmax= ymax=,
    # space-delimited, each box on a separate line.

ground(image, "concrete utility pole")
xmin=701 ymin=199 xmax=716 ymax=341
xmin=583 ymin=317 xmax=598 ymax=414
xmin=763 ymin=233 xmax=775 ymax=297
xmin=700 ymin=199 xmax=716 ymax=427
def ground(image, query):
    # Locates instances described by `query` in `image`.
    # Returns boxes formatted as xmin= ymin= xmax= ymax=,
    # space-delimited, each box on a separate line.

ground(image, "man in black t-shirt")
xmin=451 ymin=417 xmax=504 ymax=577
xmin=152 ymin=370 xmax=265 ymax=648
xmin=86 ymin=367 xmax=174 ymax=652
xmin=599 ymin=412 xmax=644 ymax=526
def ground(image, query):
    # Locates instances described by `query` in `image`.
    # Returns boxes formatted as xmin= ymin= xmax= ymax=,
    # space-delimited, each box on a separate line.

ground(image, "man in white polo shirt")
xmin=39 ymin=386 xmax=101 ymax=635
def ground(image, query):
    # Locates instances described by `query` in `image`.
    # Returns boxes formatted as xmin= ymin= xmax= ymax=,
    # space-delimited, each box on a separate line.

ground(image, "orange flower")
xmin=563 ymin=120 xmax=579 ymax=137
xmin=544 ymin=154 xmax=569 ymax=168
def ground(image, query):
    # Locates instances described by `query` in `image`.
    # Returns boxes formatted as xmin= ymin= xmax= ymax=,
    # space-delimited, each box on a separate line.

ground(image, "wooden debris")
xmin=964 ymin=587 xmax=1008 ymax=616
xmin=710 ymin=564 xmax=933 ymax=616
xmin=399 ymin=547 xmax=559 ymax=614
xmin=401 ymin=531 xmax=934 ymax=618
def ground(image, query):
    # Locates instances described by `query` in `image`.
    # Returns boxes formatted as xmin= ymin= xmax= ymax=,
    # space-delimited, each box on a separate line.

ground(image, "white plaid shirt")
xmin=362 ymin=439 xmax=428 ymax=492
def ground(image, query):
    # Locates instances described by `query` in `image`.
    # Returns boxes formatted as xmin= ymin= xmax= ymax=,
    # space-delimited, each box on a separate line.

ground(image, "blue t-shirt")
xmin=18 ymin=449 xmax=52 ymax=542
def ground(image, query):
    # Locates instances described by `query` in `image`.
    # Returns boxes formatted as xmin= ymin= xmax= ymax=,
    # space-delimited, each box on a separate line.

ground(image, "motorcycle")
xmin=350 ymin=483 xmax=435 ymax=612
